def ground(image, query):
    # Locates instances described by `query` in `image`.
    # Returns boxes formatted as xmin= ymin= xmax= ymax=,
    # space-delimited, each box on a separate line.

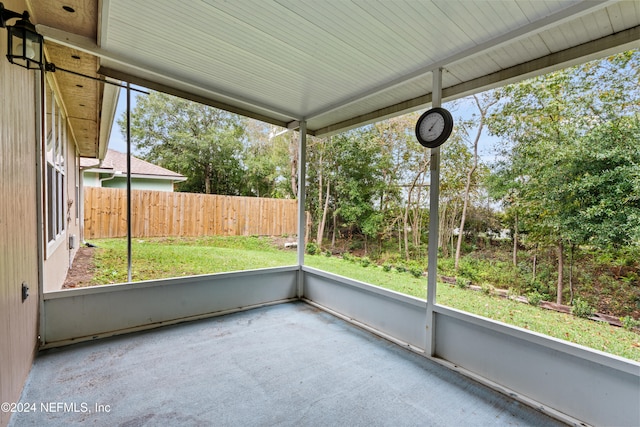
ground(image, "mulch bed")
xmin=62 ymin=246 xmax=96 ymax=288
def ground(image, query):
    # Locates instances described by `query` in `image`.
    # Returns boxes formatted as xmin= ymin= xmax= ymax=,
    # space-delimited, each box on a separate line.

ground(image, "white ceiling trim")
xmin=306 ymin=0 xmax=614 ymax=122
xmin=38 ymin=1 xmax=640 ymax=138
xmin=312 ymin=24 xmax=640 ymax=137
xmin=36 ymin=25 xmax=302 ymax=125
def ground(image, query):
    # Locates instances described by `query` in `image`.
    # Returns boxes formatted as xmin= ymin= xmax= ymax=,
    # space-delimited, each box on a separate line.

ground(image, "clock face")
xmin=418 ymin=114 xmax=445 ymax=142
xmin=415 ymin=107 xmax=454 ymax=148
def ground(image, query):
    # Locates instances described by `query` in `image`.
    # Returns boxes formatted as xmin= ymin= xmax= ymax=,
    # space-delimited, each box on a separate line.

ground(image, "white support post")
xmin=296 ymin=120 xmax=307 ymax=297
xmin=36 ymin=70 xmax=46 ymax=346
xmin=425 ymin=68 xmax=443 ymax=356
xmin=126 ymin=83 xmax=132 ymax=283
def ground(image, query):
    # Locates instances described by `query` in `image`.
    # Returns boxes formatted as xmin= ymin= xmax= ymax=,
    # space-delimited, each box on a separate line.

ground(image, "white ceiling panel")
xmin=38 ymin=0 xmax=640 ymax=137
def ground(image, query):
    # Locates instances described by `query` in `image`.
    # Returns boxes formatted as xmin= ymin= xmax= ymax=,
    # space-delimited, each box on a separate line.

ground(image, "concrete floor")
xmin=10 ymin=302 xmax=565 ymax=426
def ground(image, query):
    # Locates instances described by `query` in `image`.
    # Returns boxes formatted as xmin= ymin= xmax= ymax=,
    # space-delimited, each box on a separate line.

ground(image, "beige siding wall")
xmin=43 ymin=239 xmax=76 ymax=293
xmin=0 ymin=0 xmax=40 ymax=425
xmin=42 ymin=81 xmax=81 ymax=292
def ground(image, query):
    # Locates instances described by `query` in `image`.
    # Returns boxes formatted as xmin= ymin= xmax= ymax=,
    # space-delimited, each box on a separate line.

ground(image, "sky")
xmin=446 ymin=96 xmax=500 ymax=162
xmin=108 ymin=87 xmax=140 ymax=154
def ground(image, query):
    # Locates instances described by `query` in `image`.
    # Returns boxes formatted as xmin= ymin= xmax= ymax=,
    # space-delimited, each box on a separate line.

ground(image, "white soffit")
xmin=74 ymin=1 xmax=640 ymax=135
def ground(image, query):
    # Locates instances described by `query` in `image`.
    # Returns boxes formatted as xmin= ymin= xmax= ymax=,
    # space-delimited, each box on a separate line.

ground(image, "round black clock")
xmin=415 ymin=107 xmax=454 ymax=148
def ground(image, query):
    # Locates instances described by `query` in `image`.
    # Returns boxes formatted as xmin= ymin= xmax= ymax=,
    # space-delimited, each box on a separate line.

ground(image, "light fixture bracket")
xmin=1 ymin=2 xmax=44 ymax=70
xmin=0 ymin=2 xmax=23 ymax=28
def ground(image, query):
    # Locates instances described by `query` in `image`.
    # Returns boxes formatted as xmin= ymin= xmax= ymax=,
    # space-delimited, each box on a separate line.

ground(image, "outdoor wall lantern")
xmin=0 ymin=2 xmax=44 ymax=70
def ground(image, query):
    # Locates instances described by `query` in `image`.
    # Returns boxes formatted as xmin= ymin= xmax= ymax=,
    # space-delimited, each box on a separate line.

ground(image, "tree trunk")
xmin=204 ymin=163 xmax=212 ymax=194
xmin=455 ymin=95 xmax=489 ymax=271
xmin=317 ymin=180 xmax=330 ymax=249
xmin=438 ymin=200 xmax=449 ymax=257
xmin=569 ymin=242 xmax=575 ymax=304
xmin=305 ymin=212 xmax=310 ymax=246
xmin=404 ymin=172 xmax=422 ymax=260
xmin=316 ymin=148 xmax=323 ymax=246
xmin=412 ymin=172 xmax=427 ymax=250
xmin=331 ymin=213 xmax=337 ymax=249
xmin=557 ymin=240 xmax=564 ymax=305
xmin=290 ymin=132 xmax=298 ymax=198
xmin=512 ymin=212 xmax=518 ymax=266
xmin=403 ymin=199 xmax=411 ymax=261
xmin=532 ymin=244 xmax=538 ymax=282
xmin=454 ymin=170 xmax=474 ymax=271
xmin=411 ymin=202 xmax=420 ymax=249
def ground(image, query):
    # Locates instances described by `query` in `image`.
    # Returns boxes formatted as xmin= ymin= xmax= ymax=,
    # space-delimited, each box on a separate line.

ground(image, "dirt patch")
xmin=63 ymin=246 xmax=96 ymax=288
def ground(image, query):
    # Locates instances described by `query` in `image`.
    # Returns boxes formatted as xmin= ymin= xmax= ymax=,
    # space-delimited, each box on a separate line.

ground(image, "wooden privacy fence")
xmin=84 ymin=187 xmax=302 ymax=239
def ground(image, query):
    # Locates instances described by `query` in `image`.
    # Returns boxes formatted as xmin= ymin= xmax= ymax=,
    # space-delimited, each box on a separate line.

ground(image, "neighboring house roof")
xmin=81 ymin=149 xmax=187 ymax=182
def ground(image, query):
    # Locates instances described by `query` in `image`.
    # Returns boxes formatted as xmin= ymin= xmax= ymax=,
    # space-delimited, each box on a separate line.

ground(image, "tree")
xmin=366 ymin=114 xmax=426 ymax=259
xmin=402 ymin=149 xmax=429 ymax=260
xmin=486 ymin=170 xmax=525 ymax=266
xmin=490 ymin=70 xmax=589 ymax=303
xmin=438 ymin=127 xmax=474 ymax=257
xmin=487 ymin=50 xmax=640 ymax=304
xmin=305 ymin=122 xmax=414 ymax=254
xmin=559 ymin=116 xmax=640 ymax=248
xmin=372 ymin=115 xmax=416 ymax=253
xmin=122 ymin=92 xmax=246 ymax=195
xmin=455 ymin=93 xmax=498 ymax=271
xmin=306 ymin=135 xmax=335 ymax=249
xmin=243 ymin=122 xmax=296 ymax=198
xmin=330 ymin=128 xmax=387 ymax=251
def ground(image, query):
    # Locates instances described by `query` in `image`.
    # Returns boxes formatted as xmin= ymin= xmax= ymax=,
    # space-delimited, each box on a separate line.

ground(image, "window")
xmin=45 ymin=83 xmax=66 ymax=244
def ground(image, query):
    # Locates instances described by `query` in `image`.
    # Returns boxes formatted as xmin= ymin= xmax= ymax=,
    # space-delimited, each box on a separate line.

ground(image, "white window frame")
xmin=75 ymin=154 xmax=80 ymax=225
xmin=44 ymin=81 xmax=67 ymax=257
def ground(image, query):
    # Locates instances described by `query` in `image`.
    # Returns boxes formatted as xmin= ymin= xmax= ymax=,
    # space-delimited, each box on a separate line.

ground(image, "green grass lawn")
xmin=92 ymin=236 xmax=297 ymax=283
xmin=90 ymin=237 xmax=640 ymax=361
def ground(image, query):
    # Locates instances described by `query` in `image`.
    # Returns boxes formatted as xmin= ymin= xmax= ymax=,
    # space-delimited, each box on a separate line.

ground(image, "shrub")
xmin=620 ymin=316 xmax=640 ymax=331
xmin=437 ymin=257 xmax=455 ymax=275
xmin=621 ymin=272 xmax=639 ymax=286
xmin=527 ymin=291 xmax=544 ymax=307
xmin=458 ymin=257 xmax=481 ymax=282
xmin=572 ymin=298 xmax=595 ymax=319
xmin=349 ymin=240 xmax=363 ymax=251
xmin=360 ymin=257 xmax=371 ymax=267
xmin=395 ymin=264 xmax=407 ymax=273
xmin=342 ymin=252 xmax=354 ymax=262
xmin=480 ymin=283 xmax=494 ymax=296
xmin=409 ymin=267 xmax=423 ymax=278
xmin=324 ymin=250 xmax=332 ymax=257
xmin=306 ymin=243 xmax=319 ymax=255
xmin=382 ymin=263 xmax=393 ymax=272
xmin=492 ymin=263 xmax=524 ymax=291
xmin=527 ymin=280 xmax=552 ymax=298
xmin=378 ymin=251 xmax=400 ymax=265
xmin=455 ymin=277 xmax=471 ymax=289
